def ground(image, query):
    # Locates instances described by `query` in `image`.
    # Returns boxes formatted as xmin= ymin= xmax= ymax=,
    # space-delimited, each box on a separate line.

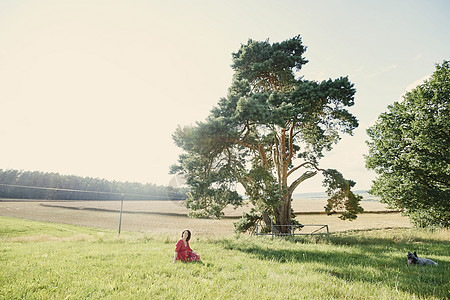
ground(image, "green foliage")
xmin=408 ymin=208 xmax=449 ymax=229
xmin=231 ymin=35 xmax=308 ymax=93
xmin=172 ymin=35 xmax=361 ymax=228
xmin=323 ymin=169 xmax=364 ymax=220
xmin=233 ymin=209 xmax=262 ymax=233
xmin=1 ymin=217 xmax=449 ymax=299
xmin=171 ymin=121 xmax=244 ymax=219
xmin=185 ymin=188 xmax=242 ymax=219
xmin=366 ymin=61 xmax=450 ymax=228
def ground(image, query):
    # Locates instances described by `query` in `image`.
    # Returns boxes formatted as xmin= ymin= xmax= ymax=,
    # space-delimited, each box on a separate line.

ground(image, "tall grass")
xmin=1 ymin=216 xmax=448 ymax=299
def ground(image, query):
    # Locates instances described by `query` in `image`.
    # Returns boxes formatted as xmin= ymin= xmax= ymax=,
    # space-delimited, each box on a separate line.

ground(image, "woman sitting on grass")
xmin=173 ymin=230 xmax=200 ymax=263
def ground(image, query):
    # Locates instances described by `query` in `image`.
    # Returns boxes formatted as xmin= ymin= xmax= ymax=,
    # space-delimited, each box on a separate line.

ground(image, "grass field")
xmin=1 ymin=216 xmax=448 ymax=299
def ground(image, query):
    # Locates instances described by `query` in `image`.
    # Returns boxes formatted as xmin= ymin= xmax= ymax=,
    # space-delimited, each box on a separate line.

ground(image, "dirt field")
xmin=0 ymin=199 xmax=410 ymax=237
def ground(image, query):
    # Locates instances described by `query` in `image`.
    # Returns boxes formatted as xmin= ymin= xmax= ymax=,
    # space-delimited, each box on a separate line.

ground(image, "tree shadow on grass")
xmin=280 ymin=229 xmax=449 ymax=258
xmin=214 ymin=236 xmax=449 ymax=299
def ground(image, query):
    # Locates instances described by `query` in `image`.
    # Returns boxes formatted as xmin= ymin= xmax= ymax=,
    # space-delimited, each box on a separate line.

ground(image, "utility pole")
xmin=118 ymin=193 xmax=124 ymax=235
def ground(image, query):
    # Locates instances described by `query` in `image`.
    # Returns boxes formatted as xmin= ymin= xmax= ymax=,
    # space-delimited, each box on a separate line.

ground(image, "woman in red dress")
xmin=173 ymin=230 xmax=200 ymax=263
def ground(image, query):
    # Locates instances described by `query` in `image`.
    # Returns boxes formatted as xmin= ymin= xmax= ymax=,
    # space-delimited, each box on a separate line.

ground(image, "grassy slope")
xmin=1 ymin=216 xmax=448 ymax=299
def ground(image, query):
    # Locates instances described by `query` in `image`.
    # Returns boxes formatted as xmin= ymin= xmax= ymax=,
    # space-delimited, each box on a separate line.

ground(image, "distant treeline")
xmin=0 ymin=169 xmax=187 ymax=200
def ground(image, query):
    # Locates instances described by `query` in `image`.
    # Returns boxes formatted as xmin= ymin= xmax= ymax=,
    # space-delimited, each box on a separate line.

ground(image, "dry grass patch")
xmin=1 ymin=200 xmax=411 ymax=237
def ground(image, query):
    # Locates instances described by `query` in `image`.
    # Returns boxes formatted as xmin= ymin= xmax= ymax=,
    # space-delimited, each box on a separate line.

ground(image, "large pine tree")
xmin=172 ymin=35 xmax=363 ymax=233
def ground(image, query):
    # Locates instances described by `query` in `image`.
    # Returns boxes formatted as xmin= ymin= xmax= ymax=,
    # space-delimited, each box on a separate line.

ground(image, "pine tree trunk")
xmin=279 ymin=191 xmax=293 ymax=233
xmin=270 ymin=191 xmax=292 ymax=234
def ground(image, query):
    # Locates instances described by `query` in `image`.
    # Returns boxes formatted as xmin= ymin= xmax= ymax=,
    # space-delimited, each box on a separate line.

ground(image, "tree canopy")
xmin=0 ymin=169 xmax=186 ymax=200
xmin=365 ymin=61 xmax=450 ymax=228
xmin=171 ymin=35 xmax=363 ymax=232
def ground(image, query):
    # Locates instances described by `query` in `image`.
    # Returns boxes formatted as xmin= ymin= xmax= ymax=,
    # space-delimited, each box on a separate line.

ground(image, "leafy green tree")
xmin=366 ymin=61 xmax=450 ymax=228
xmin=171 ymin=35 xmax=363 ymax=232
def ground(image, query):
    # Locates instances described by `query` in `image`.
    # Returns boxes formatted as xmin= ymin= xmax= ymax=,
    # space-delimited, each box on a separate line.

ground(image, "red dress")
xmin=175 ymin=239 xmax=200 ymax=262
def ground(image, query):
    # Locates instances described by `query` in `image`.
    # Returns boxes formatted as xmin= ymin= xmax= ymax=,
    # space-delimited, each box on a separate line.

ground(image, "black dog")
xmin=407 ymin=251 xmax=438 ymax=266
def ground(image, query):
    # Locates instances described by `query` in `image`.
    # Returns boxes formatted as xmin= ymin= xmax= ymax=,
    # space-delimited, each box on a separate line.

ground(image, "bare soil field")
xmin=0 ymin=199 xmax=410 ymax=237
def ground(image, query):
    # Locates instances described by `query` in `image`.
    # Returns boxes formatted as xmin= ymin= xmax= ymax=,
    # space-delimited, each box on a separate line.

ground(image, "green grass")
xmin=1 ymin=216 xmax=449 ymax=299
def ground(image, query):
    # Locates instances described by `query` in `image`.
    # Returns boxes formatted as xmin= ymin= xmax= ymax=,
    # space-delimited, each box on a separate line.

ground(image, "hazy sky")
xmin=1 ymin=0 xmax=449 ymax=192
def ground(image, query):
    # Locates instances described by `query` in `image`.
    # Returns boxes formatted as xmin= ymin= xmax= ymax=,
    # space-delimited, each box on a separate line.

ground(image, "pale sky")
xmin=1 ymin=0 xmax=449 ymax=193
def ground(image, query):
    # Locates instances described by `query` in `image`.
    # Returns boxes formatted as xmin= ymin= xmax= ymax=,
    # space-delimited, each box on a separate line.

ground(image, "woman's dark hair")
xmin=182 ymin=230 xmax=191 ymax=241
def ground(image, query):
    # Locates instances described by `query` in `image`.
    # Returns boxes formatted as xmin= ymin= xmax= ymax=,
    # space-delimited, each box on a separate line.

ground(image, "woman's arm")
xmin=187 ymin=241 xmax=192 ymax=253
xmin=174 ymin=251 xmax=178 ymax=263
